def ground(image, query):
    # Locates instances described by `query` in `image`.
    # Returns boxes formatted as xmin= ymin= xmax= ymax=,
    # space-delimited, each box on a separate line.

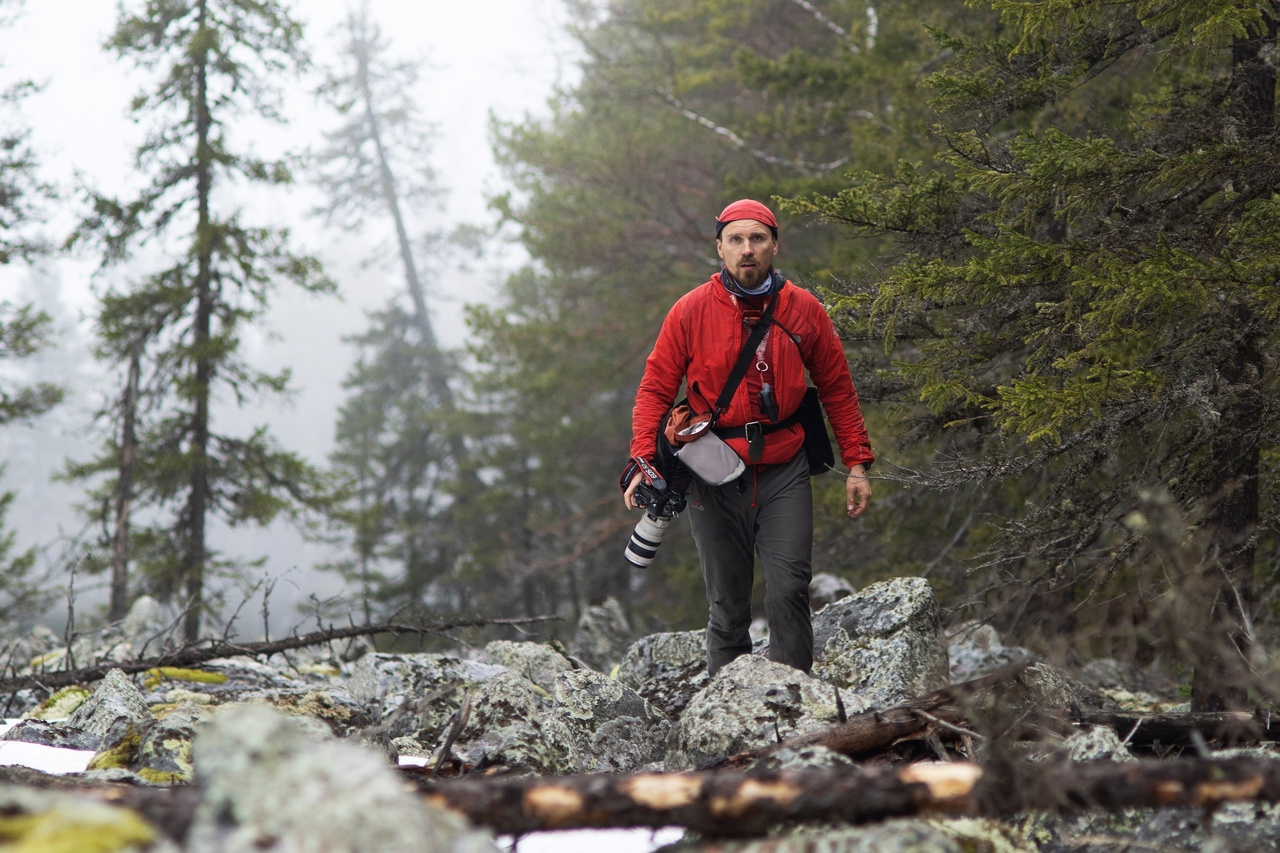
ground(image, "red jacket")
xmin=631 ymin=274 xmax=874 ymax=471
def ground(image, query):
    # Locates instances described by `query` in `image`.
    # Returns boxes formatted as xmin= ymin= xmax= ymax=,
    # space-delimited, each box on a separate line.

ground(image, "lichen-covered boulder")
xmin=546 ymin=669 xmax=669 ymax=774
xmin=752 ymin=744 xmax=854 ymax=774
xmin=482 ymin=640 xmax=574 ymax=694
xmin=617 ymin=629 xmax=708 ymax=718
xmin=659 ymin=817 xmax=1033 ymax=853
xmin=569 ymin=597 xmax=632 ymax=672
xmin=811 ymin=576 xmax=949 ymax=709
xmin=349 ymin=653 xmax=506 ymax=708
xmin=66 ymin=669 xmax=152 ymax=740
xmin=665 ymin=655 xmax=868 ymax=771
xmin=439 ymin=671 xmax=566 ymax=775
xmin=88 ymin=701 xmax=213 ymax=785
xmin=1000 ymin=661 xmax=1105 ymax=715
xmin=238 ymin=686 xmax=375 ymax=737
xmin=348 ymin=653 xmax=507 ymax=751
xmin=186 ymin=704 xmax=497 ymax=853
xmin=948 ymin=622 xmax=1038 ymax=683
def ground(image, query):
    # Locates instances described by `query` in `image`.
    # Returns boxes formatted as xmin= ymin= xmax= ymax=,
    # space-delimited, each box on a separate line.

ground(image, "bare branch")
xmin=0 ymin=615 xmax=557 ymax=694
xmin=656 ymin=90 xmax=850 ymax=177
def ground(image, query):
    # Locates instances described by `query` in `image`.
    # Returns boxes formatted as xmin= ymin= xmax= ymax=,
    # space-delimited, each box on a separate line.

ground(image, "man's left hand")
xmin=846 ymin=464 xmax=871 ymax=518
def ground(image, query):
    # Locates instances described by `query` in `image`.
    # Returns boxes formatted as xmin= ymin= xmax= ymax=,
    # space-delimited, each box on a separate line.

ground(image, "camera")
xmin=625 ymin=480 xmax=687 ymax=569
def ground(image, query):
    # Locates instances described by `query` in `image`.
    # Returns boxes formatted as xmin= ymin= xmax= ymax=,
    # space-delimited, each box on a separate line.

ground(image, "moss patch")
xmin=87 ymin=731 xmax=142 ymax=772
xmin=142 ymin=667 xmax=228 ymax=690
xmin=0 ymin=807 xmax=154 ymax=853
xmin=24 ymin=686 xmax=92 ymax=720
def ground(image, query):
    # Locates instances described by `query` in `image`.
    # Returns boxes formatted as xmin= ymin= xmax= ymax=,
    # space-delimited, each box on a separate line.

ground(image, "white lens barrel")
xmin=624 ymin=514 xmax=671 ymax=569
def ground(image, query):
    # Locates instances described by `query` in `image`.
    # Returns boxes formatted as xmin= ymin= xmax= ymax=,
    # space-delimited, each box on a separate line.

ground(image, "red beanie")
xmin=716 ymin=199 xmax=778 ymax=237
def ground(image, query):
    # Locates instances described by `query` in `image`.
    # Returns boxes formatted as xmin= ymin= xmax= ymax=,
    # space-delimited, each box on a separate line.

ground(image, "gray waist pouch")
xmin=676 ymin=432 xmax=745 ymax=487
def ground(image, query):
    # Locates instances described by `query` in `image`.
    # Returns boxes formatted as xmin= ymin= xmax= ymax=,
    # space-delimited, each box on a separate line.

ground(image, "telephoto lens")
xmin=625 ymin=512 xmax=670 ymax=569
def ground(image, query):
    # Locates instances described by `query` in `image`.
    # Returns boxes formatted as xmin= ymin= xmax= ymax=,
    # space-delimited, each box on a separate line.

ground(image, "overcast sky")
xmin=0 ymin=0 xmax=577 ymax=625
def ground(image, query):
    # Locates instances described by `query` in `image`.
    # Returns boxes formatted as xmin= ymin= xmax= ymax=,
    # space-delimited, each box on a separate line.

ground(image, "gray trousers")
xmin=689 ymin=450 xmax=813 ymax=676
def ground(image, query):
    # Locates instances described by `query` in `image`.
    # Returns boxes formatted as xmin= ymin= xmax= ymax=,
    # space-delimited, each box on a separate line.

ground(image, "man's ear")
xmin=715 ymin=240 xmax=724 ymax=260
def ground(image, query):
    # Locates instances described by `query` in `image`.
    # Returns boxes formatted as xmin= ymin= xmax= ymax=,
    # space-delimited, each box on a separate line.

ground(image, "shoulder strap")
xmin=713 ymin=290 xmax=778 ymax=417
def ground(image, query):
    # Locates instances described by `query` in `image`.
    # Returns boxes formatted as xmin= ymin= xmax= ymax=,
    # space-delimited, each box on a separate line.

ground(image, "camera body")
xmin=625 ymin=481 xmax=688 ymax=569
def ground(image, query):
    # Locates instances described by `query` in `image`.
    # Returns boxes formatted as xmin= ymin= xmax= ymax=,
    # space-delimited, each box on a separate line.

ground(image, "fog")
xmin=0 ymin=0 xmax=576 ymax=633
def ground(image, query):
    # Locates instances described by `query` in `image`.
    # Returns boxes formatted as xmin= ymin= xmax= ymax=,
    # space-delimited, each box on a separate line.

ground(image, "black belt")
xmin=710 ymin=408 xmax=801 ymax=440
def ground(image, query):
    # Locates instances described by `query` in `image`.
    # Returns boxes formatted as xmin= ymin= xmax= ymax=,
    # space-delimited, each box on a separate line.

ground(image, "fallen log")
xmin=1073 ymin=710 xmax=1280 ymax=750
xmin=0 ymin=616 xmax=556 ymax=695
xmin=412 ymin=756 xmax=1280 ymax=836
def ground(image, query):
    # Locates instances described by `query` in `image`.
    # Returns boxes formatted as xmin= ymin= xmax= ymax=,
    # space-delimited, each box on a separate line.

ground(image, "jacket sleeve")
xmin=800 ymin=297 xmax=875 ymax=470
xmin=629 ymin=299 xmax=691 ymax=466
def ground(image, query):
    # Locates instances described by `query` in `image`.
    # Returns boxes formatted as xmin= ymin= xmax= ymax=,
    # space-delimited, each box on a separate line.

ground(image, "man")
xmin=623 ymin=198 xmax=874 ymax=676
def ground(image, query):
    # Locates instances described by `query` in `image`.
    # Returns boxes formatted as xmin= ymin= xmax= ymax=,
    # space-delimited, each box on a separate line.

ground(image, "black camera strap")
xmin=712 ymin=289 xmax=777 ymax=420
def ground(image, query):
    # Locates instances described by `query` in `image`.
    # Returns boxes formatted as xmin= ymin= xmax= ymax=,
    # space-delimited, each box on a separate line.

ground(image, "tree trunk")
xmin=350 ymin=16 xmax=478 ymax=494
xmin=183 ymin=0 xmax=215 ymax=644
xmin=109 ymin=342 xmax=141 ymax=623
xmin=1191 ymin=10 xmax=1276 ymax=711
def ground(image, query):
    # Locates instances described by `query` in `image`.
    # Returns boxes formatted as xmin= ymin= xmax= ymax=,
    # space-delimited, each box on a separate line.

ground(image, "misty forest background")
xmin=0 ymin=0 xmax=1278 ymax=713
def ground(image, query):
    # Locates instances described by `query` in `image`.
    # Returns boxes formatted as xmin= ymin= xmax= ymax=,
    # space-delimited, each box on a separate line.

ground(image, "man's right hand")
xmin=623 ymin=471 xmax=645 ymax=510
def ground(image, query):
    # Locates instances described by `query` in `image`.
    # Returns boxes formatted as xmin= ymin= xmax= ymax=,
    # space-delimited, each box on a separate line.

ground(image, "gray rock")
xmin=809 ymin=572 xmax=855 ymax=610
xmin=1 ymin=718 xmax=100 ymax=751
xmin=547 ymin=669 xmax=669 ymax=773
xmin=186 ymin=704 xmax=497 ymax=853
xmin=233 ymin=686 xmax=375 ymax=737
xmin=1000 ymin=661 xmax=1105 ymax=715
xmin=569 ymin=596 xmax=633 ymax=672
xmin=482 ymin=640 xmax=574 ymax=693
xmin=1030 ymin=802 xmax=1280 ymax=853
xmin=348 ymin=653 xmax=506 ymax=708
xmin=665 ymin=655 xmax=869 ymax=771
xmin=1060 ymin=724 xmax=1137 ymax=763
xmin=659 ymin=817 xmax=1032 ymax=853
xmin=88 ymin=701 xmax=213 ymax=785
xmin=445 ymin=672 xmax=564 ymax=775
xmin=811 ymin=577 xmax=950 ymax=708
xmin=348 ymin=652 xmax=508 ymax=748
xmin=617 ymin=629 xmax=709 ymax=718
xmin=120 ymin=594 xmax=179 ymax=656
xmin=948 ymin=622 xmax=1038 ymax=683
xmin=134 ymin=702 xmax=214 ymax=784
xmin=752 ymin=743 xmax=855 ymax=773
xmin=66 ymin=669 xmax=152 ymax=739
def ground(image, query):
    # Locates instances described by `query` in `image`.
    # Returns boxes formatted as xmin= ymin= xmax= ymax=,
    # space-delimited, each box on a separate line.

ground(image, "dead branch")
xmin=709 ymin=663 xmax=1031 ymax=770
xmin=0 ymin=616 xmax=557 ymax=695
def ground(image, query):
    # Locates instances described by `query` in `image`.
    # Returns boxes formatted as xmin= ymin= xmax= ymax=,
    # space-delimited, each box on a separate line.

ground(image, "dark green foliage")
xmin=798 ymin=0 xmax=1280 ymax=707
xmin=466 ymin=0 xmax=979 ymax=630
xmin=320 ymin=306 xmax=458 ymax=619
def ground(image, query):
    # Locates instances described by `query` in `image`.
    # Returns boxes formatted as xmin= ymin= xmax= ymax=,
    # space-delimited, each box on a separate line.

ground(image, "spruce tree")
xmin=797 ymin=0 xmax=1280 ymax=709
xmin=70 ymin=0 xmax=333 ymax=640
xmin=313 ymin=5 xmax=484 ymax=619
